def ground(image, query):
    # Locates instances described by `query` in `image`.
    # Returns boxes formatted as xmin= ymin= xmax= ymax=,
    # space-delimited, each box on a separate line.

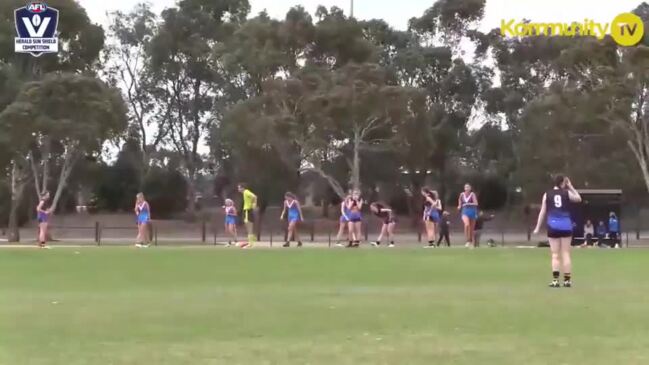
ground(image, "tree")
xmin=377 ymin=0 xmax=491 ymax=220
xmin=587 ymin=5 xmax=649 ymax=195
xmin=0 ymin=110 xmax=31 ymax=241
xmin=479 ymin=3 xmax=649 ymax=202
xmin=226 ymin=61 xmax=416 ymax=199
xmin=0 ymin=74 xmax=128 ymax=215
xmin=594 ymin=45 xmax=649 ymax=194
xmin=317 ymin=63 xmax=416 ymax=193
xmin=0 ymin=0 xmax=108 ymax=241
xmin=147 ymin=0 xmax=250 ymax=215
xmin=104 ymin=3 xmax=167 ymax=185
xmin=219 ymin=6 xmax=380 ymax=200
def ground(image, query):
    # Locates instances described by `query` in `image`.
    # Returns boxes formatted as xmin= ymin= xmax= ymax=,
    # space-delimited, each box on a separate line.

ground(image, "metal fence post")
xmin=501 ymin=229 xmax=505 ymax=246
xmin=283 ymin=223 xmax=288 ymax=242
xmin=201 ymin=220 xmax=206 ymax=243
xmin=213 ymin=222 xmax=217 ymax=246
xmin=328 ymin=230 xmax=332 ymax=248
xmin=310 ymin=221 xmax=315 ymax=242
xmin=148 ymin=223 xmax=154 ymax=245
xmin=154 ymin=224 xmax=158 ymax=246
xmin=95 ymin=222 xmax=100 ymax=245
xmin=364 ymin=223 xmax=368 ymax=241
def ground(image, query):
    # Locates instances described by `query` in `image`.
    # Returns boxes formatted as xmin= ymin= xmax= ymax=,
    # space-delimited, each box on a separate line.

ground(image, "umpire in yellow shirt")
xmin=238 ymin=183 xmax=258 ymax=245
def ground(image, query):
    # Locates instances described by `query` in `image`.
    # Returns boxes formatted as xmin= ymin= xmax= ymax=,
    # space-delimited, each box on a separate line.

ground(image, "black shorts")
xmin=383 ymin=218 xmax=396 ymax=225
xmin=243 ymin=209 xmax=255 ymax=224
xmin=548 ymin=229 xmax=572 ymax=239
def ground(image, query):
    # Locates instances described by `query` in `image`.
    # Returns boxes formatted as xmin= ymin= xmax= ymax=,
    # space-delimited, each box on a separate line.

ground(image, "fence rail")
xmin=0 ymin=219 xmax=644 ymax=247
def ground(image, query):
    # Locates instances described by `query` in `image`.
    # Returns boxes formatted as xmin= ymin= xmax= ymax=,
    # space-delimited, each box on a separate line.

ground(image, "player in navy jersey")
xmin=533 ymin=175 xmax=582 ymax=288
xmin=370 ymin=202 xmax=396 ymax=247
xmin=280 ymin=192 xmax=304 ymax=247
xmin=421 ymin=188 xmax=442 ymax=248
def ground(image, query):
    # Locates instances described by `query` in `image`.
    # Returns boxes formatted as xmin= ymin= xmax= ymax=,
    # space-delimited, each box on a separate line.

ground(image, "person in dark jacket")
xmin=596 ymin=220 xmax=608 ymax=247
xmin=608 ymin=212 xmax=620 ymax=248
xmin=474 ymin=211 xmax=495 ymax=247
xmin=436 ymin=211 xmax=451 ymax=247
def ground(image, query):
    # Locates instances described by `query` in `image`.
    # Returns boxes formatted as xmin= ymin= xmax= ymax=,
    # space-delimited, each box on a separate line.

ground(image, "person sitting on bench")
xmin=582 ymin=219 xmax=595 ymax=247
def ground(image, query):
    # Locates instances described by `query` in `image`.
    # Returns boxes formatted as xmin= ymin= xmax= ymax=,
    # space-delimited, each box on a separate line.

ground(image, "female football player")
xmin=422 ymin=188 xmax=442 ymax=248
xmin=223 ymin=199 xmax=238 ymax=246
xmin=335 ymin=192 xmax=352 ymax=247
xmin=36 ymin=191 xmax=52 ymax=249
xmin=370 ymin=202 xmax=396 ymax=247
xmin=134 ymin=193 xmax=151 ymax=248
xmin=280 ymin=192 xmax=304 ymax=247
xmin=458 ymin=184 xmax=479 ymax=248
xmin=533 ymin=175 xmax=582 ymax=288
xmin=346 ymin=190 xmax=364 ymax=248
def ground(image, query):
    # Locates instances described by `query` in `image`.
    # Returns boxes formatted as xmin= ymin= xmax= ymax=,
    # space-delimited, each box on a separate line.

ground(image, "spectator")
xmin=596 ymin=220 xmax=608 ymax=247
xmin=608 ymin=212 xmax=620 ymax=248
xmin=582 ymin=219 xmax=594 ymax=247
xmin=474 ymin=211 xmax=495 ymax=247
xmin=436 ymin=211 xmax=451 ymax=247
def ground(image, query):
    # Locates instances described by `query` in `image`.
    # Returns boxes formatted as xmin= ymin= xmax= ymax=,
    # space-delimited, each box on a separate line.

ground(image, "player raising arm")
xmin=533 ymin=175 xmax=581 ymax=288
xmin=36 ymin=191 xmax=52 ymax=249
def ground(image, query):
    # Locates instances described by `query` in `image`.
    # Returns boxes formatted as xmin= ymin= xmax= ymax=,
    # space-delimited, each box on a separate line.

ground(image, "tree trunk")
xmin=350 ymin=130 xmax=361 ymax=191
xmin=8 ymin=162 xmax=28 ymax=243
xmin=301 ymin=167 xmax=345 ymax=199
xmin=7 ymin=198 xmax=22 ymax=242
xmin=321 ymin=199 xmax=329 ymax=218
xmin=29 ymin=153 xmax=41 ymax=198
xmin=139 ymin=153 xmax=150 ymax=191
xmin=438 ymin=156 xmax=448 ymax=208
xmin=627 ymin=140 xmax=649 ymax=195
xmin=408 ymin=176 xmax=422 ymax=228
xmin=41 ymin=136 xmax=50 ymax=194
xmin=186 ymin=178 xmax=197 ymax=215
xmin=50 ymin=148 xmax=78 ymax=214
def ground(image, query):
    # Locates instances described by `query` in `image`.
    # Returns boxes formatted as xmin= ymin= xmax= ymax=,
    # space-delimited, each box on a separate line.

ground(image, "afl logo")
xmin=27 ymin=2 xmax=47 ymax=13
xmin=14 ymin=2 xmax=59 ymax=57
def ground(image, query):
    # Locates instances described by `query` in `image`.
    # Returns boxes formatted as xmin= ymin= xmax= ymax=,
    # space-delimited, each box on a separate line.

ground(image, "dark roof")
xmin=577 ymin=189 xmax=623 ymax=195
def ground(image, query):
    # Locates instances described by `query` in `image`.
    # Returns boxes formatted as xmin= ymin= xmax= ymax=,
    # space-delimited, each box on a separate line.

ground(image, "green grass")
xmin=1 ymin=246 xmax=648 ymax=365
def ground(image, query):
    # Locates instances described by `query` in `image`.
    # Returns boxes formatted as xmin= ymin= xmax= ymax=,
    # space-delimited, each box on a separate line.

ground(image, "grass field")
xmin=1 ymin=246 xmax=648 ymax=365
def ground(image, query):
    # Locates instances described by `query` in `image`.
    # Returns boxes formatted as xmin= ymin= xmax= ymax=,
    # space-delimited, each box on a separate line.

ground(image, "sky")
xmin=79 ymin=0 xmax=645 ymax=33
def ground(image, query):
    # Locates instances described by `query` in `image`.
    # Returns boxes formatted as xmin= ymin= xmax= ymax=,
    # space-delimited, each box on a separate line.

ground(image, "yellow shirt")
xmin=243 ymin=189 xmax=257 ymax=210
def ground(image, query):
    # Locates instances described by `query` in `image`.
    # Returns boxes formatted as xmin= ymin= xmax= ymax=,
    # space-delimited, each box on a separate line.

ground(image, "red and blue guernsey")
xmin=546 ymin=189 xmax=572 ymax=232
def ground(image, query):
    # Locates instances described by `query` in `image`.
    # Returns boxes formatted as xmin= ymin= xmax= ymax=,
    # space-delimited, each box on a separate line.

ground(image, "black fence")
xmin=0 ymin=218 xmax=639 ymax=248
